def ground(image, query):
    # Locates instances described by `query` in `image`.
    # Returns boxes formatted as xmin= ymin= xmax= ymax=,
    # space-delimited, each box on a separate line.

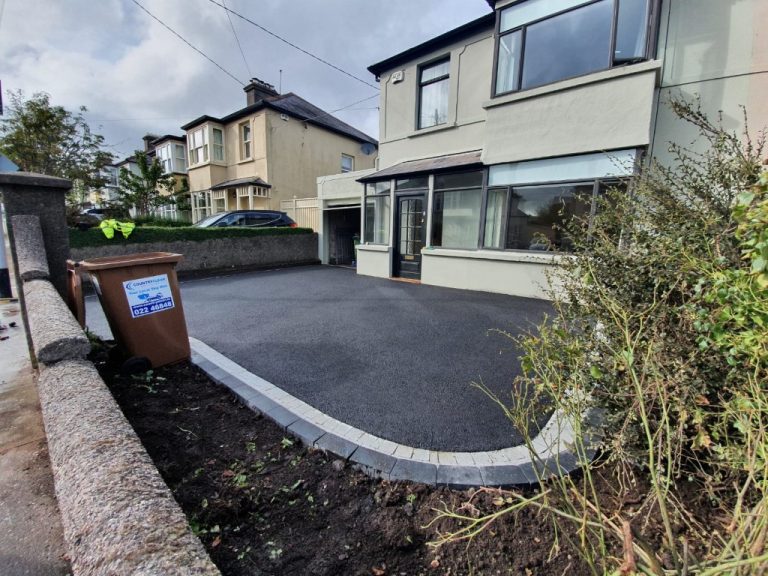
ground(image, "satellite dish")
xmin=360 ymin=142 xmax=377 ymax=156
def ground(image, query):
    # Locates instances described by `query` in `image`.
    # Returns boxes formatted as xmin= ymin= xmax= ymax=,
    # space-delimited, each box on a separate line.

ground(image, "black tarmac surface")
xmin=86 ymin=266 xmax=552 ymax=452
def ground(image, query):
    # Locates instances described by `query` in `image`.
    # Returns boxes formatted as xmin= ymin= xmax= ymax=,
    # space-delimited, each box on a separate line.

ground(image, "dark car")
xmin=194 ymin=210 xmax=297 ymax=229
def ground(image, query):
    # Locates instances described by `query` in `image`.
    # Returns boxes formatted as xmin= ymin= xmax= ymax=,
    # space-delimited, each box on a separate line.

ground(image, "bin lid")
xmin=80 ymin=252 xmax=184 ymax=271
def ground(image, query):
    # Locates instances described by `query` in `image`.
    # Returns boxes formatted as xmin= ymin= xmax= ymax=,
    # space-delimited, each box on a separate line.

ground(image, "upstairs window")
xmin=341 ymin=153 xmax=354 ymax=173
xmin=418 ymin=58 xmax=450 ymax=129
xmin=240 ymin=122 xmax=251 ymax=160
xmin=156 ymin=144 xmax=172 ymax=173
xmin=494 ymin=0 xmax=655 ymax=96
xmin=188 ymin=128 xmax=208 ymax=165
xmin=174 ymin=144 xmax=187 ymax=172
xmin=213 ymin=128 xmax=225 ymax=162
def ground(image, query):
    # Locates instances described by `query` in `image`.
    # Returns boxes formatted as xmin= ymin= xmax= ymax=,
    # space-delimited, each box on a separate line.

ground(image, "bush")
xmin=433 ymin=101 xmax=768 ymax=575
xmin=69 ymin=225 xmax=313 ymax=248
xmin=132 ymin=215 xmax=191 ymax=228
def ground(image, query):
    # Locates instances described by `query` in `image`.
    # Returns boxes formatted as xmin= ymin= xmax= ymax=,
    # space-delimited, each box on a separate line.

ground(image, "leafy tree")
xmin=116 ymin=151 xmax=176 ymax=217
xmin=0 ymin=90 xmax=112 ymax=189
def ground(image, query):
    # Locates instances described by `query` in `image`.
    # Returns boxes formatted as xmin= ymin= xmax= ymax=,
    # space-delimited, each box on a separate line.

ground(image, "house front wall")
xmin=265 ymin=109 xmax=376 ymax=206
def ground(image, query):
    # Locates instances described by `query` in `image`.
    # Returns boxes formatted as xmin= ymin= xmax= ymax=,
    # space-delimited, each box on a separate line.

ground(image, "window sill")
xmin=422 ymin=247 xmax=569 ymax=265
xmin=358 ymin=244 xmax=390 ymax=253
xmin=483 ymin=60 xmax=662 ymax=110
xmin=409 ymin=122 xmax=456 ymax=138
xmin=237 ymin=158 xmax=253 ymax=165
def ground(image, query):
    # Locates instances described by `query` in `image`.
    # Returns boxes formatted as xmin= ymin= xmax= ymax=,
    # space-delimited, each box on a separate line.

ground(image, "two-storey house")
xmin=356 ymin=0 xmax=768 ymax=298
xmin=181 ymin=78 xmax=378 ymax=223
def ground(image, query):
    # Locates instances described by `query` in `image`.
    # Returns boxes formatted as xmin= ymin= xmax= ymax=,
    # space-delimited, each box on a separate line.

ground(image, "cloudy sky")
xmin=0 ymin=0 xmax=491 ymax=160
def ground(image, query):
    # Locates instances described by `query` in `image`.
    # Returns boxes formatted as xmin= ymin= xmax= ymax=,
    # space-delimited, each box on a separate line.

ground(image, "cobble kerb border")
xmin=190 ymin=338 xmax=596 ymax=488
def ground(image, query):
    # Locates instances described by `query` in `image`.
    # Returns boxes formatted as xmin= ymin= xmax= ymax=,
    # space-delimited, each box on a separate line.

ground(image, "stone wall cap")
xmin=0 ymin=171 xmax=72 ymax=189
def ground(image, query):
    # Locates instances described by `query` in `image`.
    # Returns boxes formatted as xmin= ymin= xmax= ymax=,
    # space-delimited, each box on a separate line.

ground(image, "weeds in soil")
xmin=431 ymin=100 xmax=768 ymax=575
xmin=131 ymin=369 xmax=165 ymax=394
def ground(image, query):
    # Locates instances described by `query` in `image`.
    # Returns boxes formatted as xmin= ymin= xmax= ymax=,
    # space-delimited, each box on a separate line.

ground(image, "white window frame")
xmin=341 ymin=154 xmax=354 ymax=173
xmin=188 ymin=127 xmax=209 ymax=166
xmin=174 ymin=143 xmax=187 ymax=172
xmin=240 ymin=121 xmax=252 ymax=160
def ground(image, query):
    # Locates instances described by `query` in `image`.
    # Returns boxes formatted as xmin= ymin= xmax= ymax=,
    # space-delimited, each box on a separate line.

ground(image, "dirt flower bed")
xmin=92 ymin=350 xmax=591 ymax=575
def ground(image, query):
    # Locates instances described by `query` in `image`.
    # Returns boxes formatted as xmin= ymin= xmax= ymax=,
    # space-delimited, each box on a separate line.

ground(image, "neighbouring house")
xmin=181 ymin=77 xmax=378 ymax=226
xmin=96 ymin=155 xmax=139 ymax=208
xmin=354 ymin=0 xmax=768 ymax=298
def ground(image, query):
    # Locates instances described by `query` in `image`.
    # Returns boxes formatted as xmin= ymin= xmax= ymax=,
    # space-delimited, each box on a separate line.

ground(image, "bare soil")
xmin=93 ymin=349 xmax=593 ymax=576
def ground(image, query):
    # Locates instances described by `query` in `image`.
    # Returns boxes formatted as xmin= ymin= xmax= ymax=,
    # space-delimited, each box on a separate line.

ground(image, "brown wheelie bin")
xmin=81 ymin=252 xmax=190 ymax=371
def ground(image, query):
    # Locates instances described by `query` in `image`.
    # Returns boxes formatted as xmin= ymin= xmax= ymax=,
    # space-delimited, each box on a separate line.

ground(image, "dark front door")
xmin=394 ymin=195 xmax=426 ymax=279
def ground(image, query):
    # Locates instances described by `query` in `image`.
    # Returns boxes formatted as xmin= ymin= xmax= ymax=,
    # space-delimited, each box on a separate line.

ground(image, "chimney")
xmin=142 ymin=134 xmax=159 ymax=152
xmin=244 ymin=77 xmax=279 ymax=106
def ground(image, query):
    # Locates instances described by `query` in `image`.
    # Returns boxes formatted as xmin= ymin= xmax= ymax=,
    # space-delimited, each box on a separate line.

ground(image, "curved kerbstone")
xmin=11 ymin=214 xmax=50 ymax=280
xmin=190 ymin=337 xmax=598 ymax=488
xmin=37 ymin=360 xmax=220 ymax=576
xmin=24 ymin=279 xmax=90 ymax=364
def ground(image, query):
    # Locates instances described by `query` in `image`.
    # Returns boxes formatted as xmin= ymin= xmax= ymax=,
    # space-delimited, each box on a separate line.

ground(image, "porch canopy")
xmin=210 ymin=177 xmax=272 ymax=190
xmin=358 ymin=150 xmax=482 ymax=182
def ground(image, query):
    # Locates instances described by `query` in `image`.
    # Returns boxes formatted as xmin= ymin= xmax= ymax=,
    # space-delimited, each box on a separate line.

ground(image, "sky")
xmin=0 ymin=0 xmax=491 ymax=161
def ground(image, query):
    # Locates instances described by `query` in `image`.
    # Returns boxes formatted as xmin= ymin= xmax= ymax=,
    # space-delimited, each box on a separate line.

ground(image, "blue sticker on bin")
xmin=123 ymin=274 xmax=175 ymax=318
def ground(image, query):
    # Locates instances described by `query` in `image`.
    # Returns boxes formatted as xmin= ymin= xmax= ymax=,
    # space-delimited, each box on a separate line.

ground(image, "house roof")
xmin=358 ymin=150 xmax=483 ymax=182
xmin=210 ymin=176 xmax=272 ymax=190
xmin=181 ymin=93 xmax=378 ymax=146
xmin=150 ymin=134 xmax=186 ymax=146
xmin=367 ymin=13 xmax=495 ymax=77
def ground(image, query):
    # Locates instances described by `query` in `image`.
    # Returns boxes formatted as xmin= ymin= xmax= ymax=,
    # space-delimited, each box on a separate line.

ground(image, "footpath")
xmin=0 ymin=217 xmax=70 ymax=575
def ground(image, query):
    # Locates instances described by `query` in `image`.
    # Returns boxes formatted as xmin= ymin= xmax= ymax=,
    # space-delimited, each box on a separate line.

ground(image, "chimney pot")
xmin=244 ymin=77 xmax=279 ymax=106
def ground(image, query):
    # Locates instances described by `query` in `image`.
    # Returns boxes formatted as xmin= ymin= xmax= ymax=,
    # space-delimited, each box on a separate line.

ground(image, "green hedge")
xmin=69 ymin=226 xmax=314 ymax=248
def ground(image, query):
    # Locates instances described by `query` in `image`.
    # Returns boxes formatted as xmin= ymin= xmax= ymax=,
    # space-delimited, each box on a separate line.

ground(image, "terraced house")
xmin=182 ymin=78 xmax=378 ymax=223
xmin=356 ymin=0 xmax=768 ymax=298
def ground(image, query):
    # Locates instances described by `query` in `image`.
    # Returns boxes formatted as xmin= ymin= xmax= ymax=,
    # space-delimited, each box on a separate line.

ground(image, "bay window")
xmin=174 ymin=144 xmax=187 ymax=172
xmin=431 ymin=171 xmax=483 ymax=249
xmin=364 ymin=181 xmax=391 ymax=244
xmin=418 ymin=58 xmax=450 ymax=129
xmin=494 ymin=0 xmax=656 ymax=95
xmin=156 ymin=144 xmax=172 ymax=174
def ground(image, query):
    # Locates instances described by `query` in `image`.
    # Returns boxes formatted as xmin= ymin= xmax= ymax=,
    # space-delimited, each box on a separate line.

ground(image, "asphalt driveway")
xmin=86 ymin=265 xmax=552 ymax=452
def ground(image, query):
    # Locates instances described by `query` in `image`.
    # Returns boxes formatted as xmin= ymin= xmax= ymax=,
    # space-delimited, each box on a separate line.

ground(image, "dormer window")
xmin=418 ymin=58 xmax=450 ymax=129
xmin=494 ymin=0 xmax=656 ymax=96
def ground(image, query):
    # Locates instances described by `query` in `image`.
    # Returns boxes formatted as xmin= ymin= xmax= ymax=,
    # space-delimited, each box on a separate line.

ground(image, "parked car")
xmin=194 ymin=210 xmax=297 ymax=228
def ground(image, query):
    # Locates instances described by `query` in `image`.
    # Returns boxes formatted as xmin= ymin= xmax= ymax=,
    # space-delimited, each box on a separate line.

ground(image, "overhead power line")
xmin=220 ymin=0 xmax=252 ymax=78
xmin=205 ymin=0 xmax=380 ymax=91
xmin=130 ymin=0 xmax=244 ymax=86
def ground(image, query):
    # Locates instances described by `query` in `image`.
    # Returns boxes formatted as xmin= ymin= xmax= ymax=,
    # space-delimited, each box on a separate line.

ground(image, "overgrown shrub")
xmin=69 ymin=225 xmax=313 ymax=248
xmin=433 ymin=101 xmax=768 ymax=575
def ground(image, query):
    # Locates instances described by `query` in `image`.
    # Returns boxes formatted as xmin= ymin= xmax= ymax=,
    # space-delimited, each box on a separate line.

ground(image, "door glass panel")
xmin=399 ymin=198 xmax=424 ymax=257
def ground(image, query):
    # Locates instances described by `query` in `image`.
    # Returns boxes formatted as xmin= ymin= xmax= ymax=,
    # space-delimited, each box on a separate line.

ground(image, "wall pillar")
xmin=0 ymin=172 xmax=72 ymax=298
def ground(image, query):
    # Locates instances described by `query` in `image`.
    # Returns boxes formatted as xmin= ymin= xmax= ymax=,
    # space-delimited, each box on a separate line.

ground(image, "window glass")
xmin=485 ymin=183 xmax=594 ymax=251
xmin=521 ymin=0 xmax=613 ymax=90
xmin=341 ymin=154 xmax=354 ymax=173
xmin=614 ymin=0 xmax=650 ymax=64
xmin=364 ymin=196 xmax=391 ymax=244
xmin=432 ymin=188 xmax=482 ymax=249
xmin=174 ymin=144 xmax=186 ymax=171
xmin=419 ymin=59 xmax=449 ymax=129
xmin=495 ymin=30 xmax=522 ymax=94
xmin=421 ymin=60 xmax=450 ymax=82
xmin=213 ymin=128 xmax=224 ymax=162
xmin=368 ymin=181 xmax=391 ymax=195
xmin=395 ymin=176 xmax=428 ymax=190
xmin=434 ymin=171 xmax=483 ymax=190
xmin=500 ymin=0 xmax=592 ymax=32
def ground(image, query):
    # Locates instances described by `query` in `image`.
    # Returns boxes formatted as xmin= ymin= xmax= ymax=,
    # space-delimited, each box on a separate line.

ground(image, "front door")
xmin=394 ymin=195 xmax=426 ymax=280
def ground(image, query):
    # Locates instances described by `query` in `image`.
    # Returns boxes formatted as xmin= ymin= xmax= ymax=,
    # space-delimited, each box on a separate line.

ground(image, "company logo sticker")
xmin=123 ymin=274 xmax=175 ymax=318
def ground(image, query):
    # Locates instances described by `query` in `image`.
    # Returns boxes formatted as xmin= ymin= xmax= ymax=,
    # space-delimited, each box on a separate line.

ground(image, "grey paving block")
xmin=350 ymin=446 xmax=397 ymax=475
xmin=314 ymin=432 xmax=358 ymax=460
xmin=436 ymin=465 xmax=484 ymax=488
xmin=241 ymin=390 xmax=279 ymax=415
xmin=265 ymin=405 xmax=300 ymax=429
xmin=389 ymin=458 xmax=438 ymax=485
xmin=287 ymin=420 xmax=325 ymax=446
xmin=479 ymin=464 xmax=535 ymax=487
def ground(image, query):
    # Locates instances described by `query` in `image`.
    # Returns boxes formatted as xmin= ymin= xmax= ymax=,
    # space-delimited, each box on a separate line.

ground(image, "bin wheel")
xmin=121 ymin=356 xmax=152 ymax=376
